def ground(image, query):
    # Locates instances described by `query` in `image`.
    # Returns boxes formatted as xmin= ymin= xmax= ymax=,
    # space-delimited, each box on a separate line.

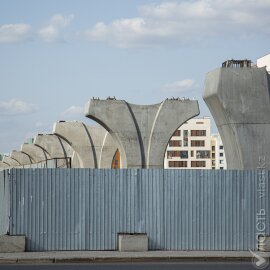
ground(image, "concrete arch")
xmin=21 ymin=143 xmax=51 ymax=163
xmin=34 ymin=134 xmax=74 ymax=168
xmin=10 ymin=150 xmax=33 ymax=166
xmin=2 ymin=156 xmax=20 ymax=167
xmin=85 ymin=98 xmax=199 ymax=168
xmin=53 ymin=121 xmax=118 ymax=168
xmin=203 ymin=66 xmax=270 ymax=169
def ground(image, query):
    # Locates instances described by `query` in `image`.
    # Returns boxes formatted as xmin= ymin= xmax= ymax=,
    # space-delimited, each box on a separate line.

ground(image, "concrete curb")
xmin=0 ymin=251 xmax=263 ymax=264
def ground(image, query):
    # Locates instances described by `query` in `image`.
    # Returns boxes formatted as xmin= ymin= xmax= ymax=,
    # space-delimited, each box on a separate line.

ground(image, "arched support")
xmin=85 ymin=98 xmax=199 ymax=168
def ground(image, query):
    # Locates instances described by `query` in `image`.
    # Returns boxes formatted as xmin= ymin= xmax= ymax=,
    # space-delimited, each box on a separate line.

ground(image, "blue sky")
xmin=0 ymin=0 xmax=270 ymax=153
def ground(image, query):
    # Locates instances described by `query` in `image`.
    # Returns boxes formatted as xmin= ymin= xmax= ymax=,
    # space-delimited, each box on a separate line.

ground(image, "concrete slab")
xmin=203 ymin=66 xmax=270 ymax=169
xmin=53 ymin=121 xmax=118 ymax=168
xmin=118 ymin=234 xmax=148 ymax=252
xmin=0 ymin=235 xmax=25 ymax=253
xmin=85 ymin=98 xmax=199 ymax=168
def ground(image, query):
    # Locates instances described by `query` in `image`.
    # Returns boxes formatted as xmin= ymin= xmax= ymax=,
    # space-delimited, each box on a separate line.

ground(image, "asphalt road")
xmin=0 ymin=262 xmax=265 ymax=270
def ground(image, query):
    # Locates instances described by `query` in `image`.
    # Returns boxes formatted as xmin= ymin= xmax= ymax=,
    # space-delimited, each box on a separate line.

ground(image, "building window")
xmin=183 ymin=137 xmax=188 ymax=146
xmin=167 ymin=151 xmax=180 ymax=158
xmin=191 ymin=140 xmax=205 ymax=147
xmin=220 ymin=160 xmax=224 ymax=165
xmin=220 ymin=167 xmax=224 ymax=170
xmin=190 ymin=130 xmax=206 ymax=136
xmin=169 ymin=140 xmax=182 ymax=147
xmin=169 ymin=161 xmax=188 ymax=168
xmin=211 ymin=153 xmax=215 ymax=159
xmin=191 ymin=161 xmax=206 ymax=167
xmin=220 ymin=152 xmax=224 ymax=157
xmin=191 ymin=150 xmax=194 ymax=157
xmin=219 ymin=145 xmax=224 ymax=150
xmin=173 ymin=130 xmax=181 ymax=136
xmin=196 ymin=150 xmax=210 ymax=159
xmin=212 ymin=146 xmax=215 ymax=151
xmin=212 ymin=160 xmax=216 ymax=166
xmin=183 ymin=130 xmax=188 ymax=136
xmin=180 ymin=151 xmax=188 ymax=159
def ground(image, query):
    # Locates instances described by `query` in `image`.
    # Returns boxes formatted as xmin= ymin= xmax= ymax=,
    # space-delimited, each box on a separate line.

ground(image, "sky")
xmin=0 ymin=0 xmax=270 ymax=153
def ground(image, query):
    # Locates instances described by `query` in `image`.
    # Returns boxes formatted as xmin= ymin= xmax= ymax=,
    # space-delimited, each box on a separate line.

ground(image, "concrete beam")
xmin=53 ymin=121 xmax=118 ymax=168
xmin=10 ymin=150 xmax=33 ymax=166
xmin=34 ymin=134 xmax=74 ymax=167
xmin=21 ymin=143 xmax=50 ymax=163
xmin=203 ymin=67 xmax=270 ymax=169
xmin=85 ymin=98 xmax=199 ymax=168
xmin=2 ymin=156 xmax=20 ymax=167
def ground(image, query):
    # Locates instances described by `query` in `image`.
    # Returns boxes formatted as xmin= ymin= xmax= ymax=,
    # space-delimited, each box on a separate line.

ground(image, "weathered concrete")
xmin=118 ymin=234 xmax=148 ymax=252
xmin=10 ymin=150 xmax=32 ymax=166
xmin=0 ymin=161 xmax=9 ymax=169
xmin=0 ymin=235 xmax=25 ymax=253
xmin=34 ymin=134 xmax=74 ymax=168
xmin=85 ymin=99 xmax=199 ymax=168
xmin=2 ymin=156 xmax=20 ymax=167
xmin=203 ymin=66 xmax=270 ymax=169
xmin=53 ymin=121 xmax=118 ymax=168
xmin=21 ymin=143 xmax=50 ymax=163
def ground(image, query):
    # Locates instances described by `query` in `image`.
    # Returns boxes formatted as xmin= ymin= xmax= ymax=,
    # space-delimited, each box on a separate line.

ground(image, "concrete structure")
xmin=257 ymin=54 xmax=270 ymax=73
xmin=211 ymin=134 xmax=227 ymax=170
xmin=34 ymin=134 xmax=74 ymax=168
xmin=0 ymin=161 xmax=9 ymax=169
xmin=164 ymin=117 xmax=211 ymax=169
xmin=53 ymin=121 xmax=118 ymax=168
xmin=2 ymin=156 xmax=20 ymax=167
xmin=203 ymin=61 xmax=270 ymax=169
xmin=85 ymin=98 xmax=199 ymax=168
xmin=118 ymin=234 xmax=148 ymax=252
xmin=21 ymin=143 xmax=50 ymax=163
xmin=0 ymin=235 xmax=25 ymax=253
xmin=10 ymin=150 xmax=32 ymax=166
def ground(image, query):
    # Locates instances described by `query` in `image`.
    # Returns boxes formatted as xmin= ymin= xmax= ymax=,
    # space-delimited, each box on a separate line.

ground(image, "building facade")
xmin=257 ymin=54 xmax=270 ymax=73
xmin=164 ymin=117 xmax=212 ymax=169
xmin=211 ymin=133 xmax=227 ymax=170
xmin=164 ymin=117 xmax=227 ymax=170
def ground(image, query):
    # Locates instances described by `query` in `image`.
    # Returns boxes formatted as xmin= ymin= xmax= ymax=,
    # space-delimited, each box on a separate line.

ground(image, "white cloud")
xmin=85 ymin=0 xmax=270 ymax=47
xmin=38 ymin=14 xmax=74 ymax=42
xmin=0 ymin=24 xmax=32 ymax=43
xmin=161 ymin=79 xmax=197 ymax=93
xmin=0 ymin=99 xmax=38 ymax=115
xmin=61 ymin=106 xmax=83 ymax=117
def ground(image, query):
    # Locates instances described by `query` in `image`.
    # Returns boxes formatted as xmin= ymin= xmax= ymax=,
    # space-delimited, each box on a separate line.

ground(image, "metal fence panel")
xmin=9 ymin=168 xmax=270 ymax=251
xmin=0 ymin=170 xmax=9 ymax=235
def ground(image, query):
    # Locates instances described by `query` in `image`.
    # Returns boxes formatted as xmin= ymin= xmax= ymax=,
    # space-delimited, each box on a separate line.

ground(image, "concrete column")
xmin=53 ymin=121 xmax=118 ymax=168
xmin=34 ymin=134 xmax=74 ymax=168
xmin=85 ymin=98 xmax=199 ymax=168
xmin=10 ymin=150 xmax=33 ymax=166
xmin=203 ymin=67 xmax=270 ymax=169
xmin=21 ymin=143 xmax=50 ymax=163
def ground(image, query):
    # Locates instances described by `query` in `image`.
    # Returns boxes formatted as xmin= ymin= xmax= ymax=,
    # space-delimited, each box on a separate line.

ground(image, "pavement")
xmin=0 ymin=251 xmax=268 ymax=264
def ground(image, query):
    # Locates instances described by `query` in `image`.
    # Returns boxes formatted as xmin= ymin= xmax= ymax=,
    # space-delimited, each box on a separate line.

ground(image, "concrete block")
xmin=258 ymin=235 xmax=270 ymax=251
xmin=0 ymin=235 xmax=25 ymax=253
xmin=118 ymin=234 xmax=148 ymax=252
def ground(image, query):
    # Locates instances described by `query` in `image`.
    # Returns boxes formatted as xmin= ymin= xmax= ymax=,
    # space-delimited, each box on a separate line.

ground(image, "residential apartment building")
xmin=164 ymin=117 xmax=227 ymax=170
xmin=211 ymin=134 xmax=227 ymax=170
xmin=164 ymin=117 xmax=212 ymax=169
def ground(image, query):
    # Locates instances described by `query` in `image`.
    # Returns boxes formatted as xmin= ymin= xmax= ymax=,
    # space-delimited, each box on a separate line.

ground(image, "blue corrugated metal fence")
xmin=5 ymin=169 xmax=270 ymax=251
